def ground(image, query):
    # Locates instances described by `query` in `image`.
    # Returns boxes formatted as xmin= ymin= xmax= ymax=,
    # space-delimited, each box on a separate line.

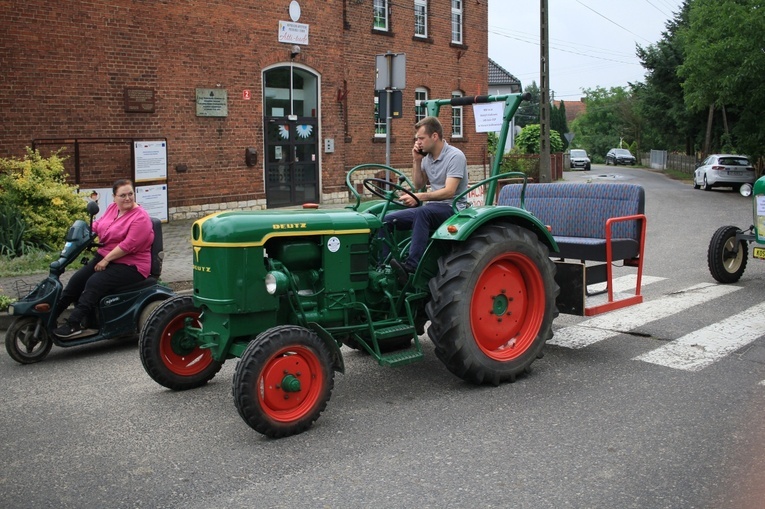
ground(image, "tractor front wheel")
xmin=708 ymin=225 xmax=748 ymax=283
xmin=426 ymin=224 xmax=558 ymax=385
xmin=233 ymin=325 xmax=334 ymax=438
xmin=139 ymin=295 xmax=223 ymax=390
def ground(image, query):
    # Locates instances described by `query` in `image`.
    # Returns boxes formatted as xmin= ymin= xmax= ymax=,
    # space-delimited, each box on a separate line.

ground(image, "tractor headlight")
xmin=740 ymin=183 xmax=752 ymax=197
xmin=265 ymin=271 xmax=289 ymax=295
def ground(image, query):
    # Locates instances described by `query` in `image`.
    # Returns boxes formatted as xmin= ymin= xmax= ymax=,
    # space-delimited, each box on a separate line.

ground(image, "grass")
xmin=0 ymin=250 xmax=58 ymax=278
xmin=0 ymin=250 xmax=58 ymax=305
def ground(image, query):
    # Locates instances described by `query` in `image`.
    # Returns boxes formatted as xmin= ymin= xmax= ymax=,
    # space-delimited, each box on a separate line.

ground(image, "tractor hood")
xmin=191 ymin=208 xmax=381 ymax=247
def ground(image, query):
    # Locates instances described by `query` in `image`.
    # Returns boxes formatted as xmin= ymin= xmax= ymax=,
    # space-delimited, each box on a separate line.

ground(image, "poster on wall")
xmin=136 ymin=184 xmax=169 ymax=222
xmin=78 ymin=187 xmax=113 ymax=221
xmin=134 ymin=140 xmax=167 ymax=182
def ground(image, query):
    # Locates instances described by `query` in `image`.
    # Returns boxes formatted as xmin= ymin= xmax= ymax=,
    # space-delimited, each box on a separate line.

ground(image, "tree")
xmin=551 ymin=101 xmax=569 ymax=150
xmin=516 ymin=81 xmax=540 ymax=128
xmin=678 ymin=0 xmax=765 ymax=158
xmin=515 ymin=124 xmax=563 ymax=154
xmin=635 ymin=1 xmax=701 ymax=154
xmin=568 ymin=86 xmax=636 ymax=161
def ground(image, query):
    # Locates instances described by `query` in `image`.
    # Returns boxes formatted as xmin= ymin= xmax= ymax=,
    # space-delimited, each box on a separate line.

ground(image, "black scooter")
xmin=5 ymin=200 xmax=174 ymax=364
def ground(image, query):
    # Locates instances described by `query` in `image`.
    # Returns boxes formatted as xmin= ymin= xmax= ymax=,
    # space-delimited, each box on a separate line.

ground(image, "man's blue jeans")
xmin=383 ymin=202 xmax=453 ymax=271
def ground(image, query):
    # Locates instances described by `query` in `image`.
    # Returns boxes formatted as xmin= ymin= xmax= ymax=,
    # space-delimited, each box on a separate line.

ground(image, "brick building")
xmin=1 ymin=0 xmax=489 ymax=219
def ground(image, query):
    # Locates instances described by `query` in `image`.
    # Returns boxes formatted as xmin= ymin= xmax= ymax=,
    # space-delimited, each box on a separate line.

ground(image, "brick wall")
xmin=1 ymin=0 xmax=488 ymax=219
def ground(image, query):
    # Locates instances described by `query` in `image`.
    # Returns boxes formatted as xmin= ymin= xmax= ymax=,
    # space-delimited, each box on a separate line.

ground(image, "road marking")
xmin=635 ymin=302 xmax=765 ymax=371
xmin=550 ymin=282 xmax=743 ymax=349
xmin=587 ymin=274 xmax=666 ymax=295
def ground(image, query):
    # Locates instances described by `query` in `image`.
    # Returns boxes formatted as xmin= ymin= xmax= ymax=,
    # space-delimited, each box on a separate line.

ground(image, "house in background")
xmin=488 ymin=58 xmax=522 ymax=151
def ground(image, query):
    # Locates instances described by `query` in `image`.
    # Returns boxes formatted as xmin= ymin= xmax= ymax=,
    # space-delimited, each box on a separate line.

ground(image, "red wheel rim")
xmin=258 ymin=345 xmax=324 ymax=423
xmin=158 ymin=311 xmax=214 ymax=376
xmin=470 ymin=253 xmax=545 ymax=360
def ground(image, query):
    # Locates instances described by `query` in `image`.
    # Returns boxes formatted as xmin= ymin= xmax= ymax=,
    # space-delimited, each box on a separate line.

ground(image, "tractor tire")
xmin=708 ymin=225 xmax=748 ymax=284
xmin=233 ymin=325 xmax=334 ymax=438
xmin=5 ymin=317 xmax=53 ymax=364
xmin=139 ymin=295 xmax=223 ymax=390
xmin=426 ymin=223 xmax=558 ymax=386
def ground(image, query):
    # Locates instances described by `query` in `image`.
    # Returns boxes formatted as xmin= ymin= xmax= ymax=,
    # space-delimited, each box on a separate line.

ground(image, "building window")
xmin=374 ymin=0 xmax=389 ymax=31
xmin=451 ymin=0 xmax=463 ymax=44
xmin=414 ymin=0 xmax=427 ymax=38
xmin=415 ymin=88 xmax=428 ymax=123
xmin=374 ymin=92 xmax=386 ymax=137
xmin=451 ymin=91 xmax=463 ymax=138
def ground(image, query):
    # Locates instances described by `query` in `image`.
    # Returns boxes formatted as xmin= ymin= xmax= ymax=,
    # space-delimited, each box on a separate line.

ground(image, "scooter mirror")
xmin=86 ymin=200 xmax=99 ymax=217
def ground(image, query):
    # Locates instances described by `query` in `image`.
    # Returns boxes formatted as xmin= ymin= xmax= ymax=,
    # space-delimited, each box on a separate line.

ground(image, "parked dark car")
xmin=605 ymin=148 xmax=636 ymax=166
xmin=569 ymin=149 xmax=591 ymax=171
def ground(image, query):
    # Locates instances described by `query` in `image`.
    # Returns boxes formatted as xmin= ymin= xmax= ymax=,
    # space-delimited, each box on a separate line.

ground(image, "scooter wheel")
xmin=139 ymin=295 xmax=223 ymax=390
xmin=5 ymin=316 xmax=53 ymax=364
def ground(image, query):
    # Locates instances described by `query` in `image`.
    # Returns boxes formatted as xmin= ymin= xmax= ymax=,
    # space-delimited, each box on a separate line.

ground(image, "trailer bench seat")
xmin=497 ymin=182 xmax=647 ymax=316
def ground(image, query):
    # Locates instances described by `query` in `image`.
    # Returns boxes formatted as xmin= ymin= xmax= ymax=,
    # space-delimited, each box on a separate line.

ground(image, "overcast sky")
xmin=488 ymin=0 xmax=685 ymax=101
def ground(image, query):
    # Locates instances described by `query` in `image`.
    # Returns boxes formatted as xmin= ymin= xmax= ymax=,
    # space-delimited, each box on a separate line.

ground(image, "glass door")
xmin=263 ymin=66 xmax=319 ymax=207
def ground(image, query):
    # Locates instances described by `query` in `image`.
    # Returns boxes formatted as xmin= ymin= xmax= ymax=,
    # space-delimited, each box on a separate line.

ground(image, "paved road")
xmin=2 ymin=167 xmax=765 ymax=508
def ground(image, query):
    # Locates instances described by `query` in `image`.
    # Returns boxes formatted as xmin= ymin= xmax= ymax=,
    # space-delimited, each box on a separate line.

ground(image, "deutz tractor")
xmin=708 ymin=174 xmax=765 ymax=283
xmin=139 ymin=93 xmax=560 ymax=438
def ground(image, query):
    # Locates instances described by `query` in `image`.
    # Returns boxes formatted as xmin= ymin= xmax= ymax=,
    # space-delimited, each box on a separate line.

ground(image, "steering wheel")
xmin=363 ymin=177 xmax=421 ymax=208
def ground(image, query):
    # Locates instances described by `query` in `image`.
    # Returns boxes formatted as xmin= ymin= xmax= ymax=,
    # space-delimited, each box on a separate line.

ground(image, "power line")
xmin=574 ymin=0 xmax=654 ymax=44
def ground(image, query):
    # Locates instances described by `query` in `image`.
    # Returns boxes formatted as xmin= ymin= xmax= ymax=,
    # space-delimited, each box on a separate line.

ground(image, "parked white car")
xmin=569 ymin=149 xmax=591 ymax=171
xmin=693 ymin=154 xmax=756 ymax=191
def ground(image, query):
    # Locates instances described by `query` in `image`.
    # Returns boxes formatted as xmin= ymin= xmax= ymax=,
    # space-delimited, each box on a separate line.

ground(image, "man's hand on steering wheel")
xmin=399 ymin=192 xmax=420 ymax=208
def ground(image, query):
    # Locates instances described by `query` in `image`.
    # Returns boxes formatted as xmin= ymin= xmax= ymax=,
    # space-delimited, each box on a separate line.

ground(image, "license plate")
xmin=728 ymin=171 xmax=742 ymax=176
xmin=754 ymin=247 xmax=765 ymax=260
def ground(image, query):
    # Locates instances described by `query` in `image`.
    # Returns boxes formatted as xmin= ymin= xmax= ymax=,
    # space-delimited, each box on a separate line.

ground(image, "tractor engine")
xmin=190 ymin=208 xmax=389 ymax=348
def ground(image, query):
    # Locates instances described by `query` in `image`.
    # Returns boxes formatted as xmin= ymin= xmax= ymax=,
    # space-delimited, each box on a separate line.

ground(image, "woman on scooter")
xmin=53 ymin=178 xmax=154 ymax=339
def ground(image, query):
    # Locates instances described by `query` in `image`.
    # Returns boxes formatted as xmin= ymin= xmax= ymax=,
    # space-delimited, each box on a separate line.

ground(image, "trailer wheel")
xmin=708 ymin=225 xmax=748 ymax=283
xmin=233 ymin=325 xmax=334 ymax=438
xmin=139 ymin=295 xmax=222 ymax=390
xmin=5 ymin=317 xmax=53 ymax=364
xmin=426 ymin=224 xmax=558 ymax=385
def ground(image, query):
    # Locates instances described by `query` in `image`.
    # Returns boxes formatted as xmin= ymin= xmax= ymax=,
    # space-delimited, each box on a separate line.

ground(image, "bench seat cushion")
xmin=554 ymin=236 xmax=640 ymax=262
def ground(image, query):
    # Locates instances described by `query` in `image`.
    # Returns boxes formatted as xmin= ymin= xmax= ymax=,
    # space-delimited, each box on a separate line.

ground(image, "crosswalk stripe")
xmin=549 ymin=282 xmax=743 ymax=349
xmin=634 ymin=301 xmax=765 ymax=371
xmin=587 ymin=274 xmax=666 ymax=295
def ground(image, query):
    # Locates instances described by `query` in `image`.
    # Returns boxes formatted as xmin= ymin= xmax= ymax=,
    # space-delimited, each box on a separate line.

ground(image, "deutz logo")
xmin=273 ymin=223 xmax=307 ymax=230
xmin=194 ymin=265 xmax=212 ymax=272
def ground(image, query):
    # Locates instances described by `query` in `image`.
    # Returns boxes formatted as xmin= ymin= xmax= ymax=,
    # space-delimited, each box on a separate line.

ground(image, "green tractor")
xmin=139 ymin=93 xmax=560 ymax=438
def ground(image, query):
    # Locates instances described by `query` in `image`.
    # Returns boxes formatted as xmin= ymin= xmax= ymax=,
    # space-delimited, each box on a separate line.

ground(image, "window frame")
xmin=451 ymin=0 xmax=463 ymax=45
xmin=451 ymin=90 xmax=463 ymax=139
xmin=415 ymin=88 xmax=429 ymax=124
xmin=374 ymin=0 xmax=389 ymax=32
xmin=414 ymin=0 xmax=428 ymax=38
xmin=374 ymin=92 xmax=386 ymax=138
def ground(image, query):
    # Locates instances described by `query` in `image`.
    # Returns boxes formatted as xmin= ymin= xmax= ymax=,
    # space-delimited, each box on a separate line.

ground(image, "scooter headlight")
xmin=265 ymin=271 xmax=289 ymax=295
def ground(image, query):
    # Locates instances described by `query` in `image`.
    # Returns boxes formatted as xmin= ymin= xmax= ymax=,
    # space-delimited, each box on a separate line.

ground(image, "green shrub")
xmin=499 ymin=147 xmax=540 ymax=181
xmin=0 ymin=148 xmax=87 ymax=251
xmin=0 ymin=293 xmax=15 ymax=311
xmin=514 ymin=124 xmax=564 ymax=154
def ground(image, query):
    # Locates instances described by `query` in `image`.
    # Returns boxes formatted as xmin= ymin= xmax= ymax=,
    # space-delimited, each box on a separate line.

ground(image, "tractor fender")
xmin=413 ymin=206 xmax=558 ymax=288
xmin=431 ymin=205 xmax=557 ymax=249
xmin=307 ymin=322 xmax=345 ymax=374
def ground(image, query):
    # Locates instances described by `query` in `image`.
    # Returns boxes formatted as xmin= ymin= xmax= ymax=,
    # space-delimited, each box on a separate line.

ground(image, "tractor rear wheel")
xmin=708 ymin=225 xmax=748 ymax=283
xmin=139 ymin=295 xmax=223 ymax=390
xmin=426 ymin=224 xmax=558 ymax=385
xmin=233 ymin=325 xmax=334 ymax=438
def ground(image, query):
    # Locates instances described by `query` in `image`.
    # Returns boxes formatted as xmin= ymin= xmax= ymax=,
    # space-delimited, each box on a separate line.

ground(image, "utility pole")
xmin=539 ymin=0 xmax=551 ymax=182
